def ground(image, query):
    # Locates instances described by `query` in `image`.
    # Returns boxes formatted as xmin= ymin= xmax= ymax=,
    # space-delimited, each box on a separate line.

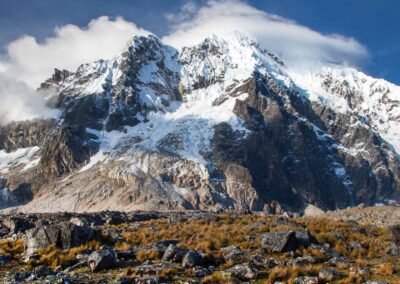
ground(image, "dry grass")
xmin=0 ymin=239 xmax=24 ymax=259
xmin=119 ymin=214 xmax=270 ymax=256
xmin=338 ymin=272 xmax=363 ymax=284
xmin=377 ymin=263 xmax=395 ymax=276
xmin=135 ymin=249 xmax=161 ymax=262
xmin=6 ymin=213 xmax=397 ymax=283
xmin=30 ymin=240 xmax=100 ymax=268
xmin=266 ymin=265 xmax=322 ymax=284
xmin=303 ymin=218 xmax=390 ymax=260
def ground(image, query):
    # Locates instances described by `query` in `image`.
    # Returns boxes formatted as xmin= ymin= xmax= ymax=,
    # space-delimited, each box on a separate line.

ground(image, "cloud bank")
xmin=0 ymin=74 xmax=58 ymax=125
xmin=163 ymin=0 xmax=368 ymax=67
xmin=1 ymin=16 xmax=151 ymax=88
xmin=0 ymin=0 xmax=368 ymax=125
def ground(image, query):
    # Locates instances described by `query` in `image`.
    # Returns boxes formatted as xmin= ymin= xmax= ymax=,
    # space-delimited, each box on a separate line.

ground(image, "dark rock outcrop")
xmin=25 ymin=222 xmax=93 ymax=255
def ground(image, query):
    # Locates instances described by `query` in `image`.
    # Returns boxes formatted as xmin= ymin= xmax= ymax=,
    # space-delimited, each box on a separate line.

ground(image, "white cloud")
xmin=0 ymin=16 xmax=151 ymax=88
xmin=163 ymin=0 xmax=368 ymax=67
xmin=0 ymin=74 xmax=58 ymax=125
xmin=165 ymin=1 xmax=198 ymax=23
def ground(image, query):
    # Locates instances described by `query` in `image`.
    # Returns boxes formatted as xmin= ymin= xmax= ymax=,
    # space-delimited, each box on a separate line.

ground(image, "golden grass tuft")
xmin=0 ymin=239 xmax=24 ymax=258
xmin=135 ymin=249 xmax=161 ymax=262
xmin=30 ymin=240 xmax=100 ymax=268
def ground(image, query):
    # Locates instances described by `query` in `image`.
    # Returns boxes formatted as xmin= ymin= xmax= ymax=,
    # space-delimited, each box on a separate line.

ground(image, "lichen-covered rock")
xmin=88 ymin=246 xmax=117 ymax=272
xmin=228 ymin=262 xmax=257 ymax=280
xmin=293 ymin=276 xmax=319 ymax=284
xmin=318 ymin=268 xmax=345 ymax=281
xmin=260 ymin=231 xmax=298 ymax=252
xmin=182 ymin=250 xmax=203 ymax=268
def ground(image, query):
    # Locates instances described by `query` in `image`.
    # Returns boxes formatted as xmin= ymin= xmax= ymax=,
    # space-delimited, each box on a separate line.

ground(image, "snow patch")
xmin=0 ymin=146 xmax=40 ymax=173
xmin=79 ymin=150 xmax=107 ymax=172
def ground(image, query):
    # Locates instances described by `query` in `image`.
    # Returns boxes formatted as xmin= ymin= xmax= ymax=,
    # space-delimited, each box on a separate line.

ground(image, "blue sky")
xmin=0 ymin=0 xmax=399 ymax=84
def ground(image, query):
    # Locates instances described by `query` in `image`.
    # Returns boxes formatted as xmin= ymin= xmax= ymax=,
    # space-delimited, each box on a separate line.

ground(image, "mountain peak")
xmin=4 ymin=31 xmax=399 ymax=213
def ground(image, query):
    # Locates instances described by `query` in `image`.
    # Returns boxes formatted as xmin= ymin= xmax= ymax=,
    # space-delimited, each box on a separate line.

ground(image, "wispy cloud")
xmin=0 ymin=16 xmax=151 ymax=88
xmin=163 ymin=0 xmax=368 ymax=67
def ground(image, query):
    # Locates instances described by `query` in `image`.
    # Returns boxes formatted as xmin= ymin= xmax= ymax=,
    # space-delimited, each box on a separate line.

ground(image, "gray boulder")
xmin=25 ymin=222 xmax=93 ymax=256
xmin=182 ymin=250 xmax=203 ymax=268
xmin=261 ymin=231 xmax=298 ymax=252
xmin=294 ymin=230 xmax=317 ymax=247
xmin=228 ymin=262 xmax=257 ymax=280
xmin=162 ymin=244 xmax=187 ymax=262
xmin=88 ymin=246 xmax=117 ymax=272
xmin=220 ymin=245 xmax=244 ymax=261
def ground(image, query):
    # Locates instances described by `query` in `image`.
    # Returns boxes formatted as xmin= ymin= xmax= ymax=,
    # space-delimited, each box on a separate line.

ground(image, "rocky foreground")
xmin=0 ymin=207 xmax=399 ymax=283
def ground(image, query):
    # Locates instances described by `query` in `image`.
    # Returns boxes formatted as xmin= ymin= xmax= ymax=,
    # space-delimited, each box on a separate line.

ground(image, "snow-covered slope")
xmin=289 ymin=65 xmax=400 ymax=154
xmin=1 ymin=32 xmax=399 ymax=212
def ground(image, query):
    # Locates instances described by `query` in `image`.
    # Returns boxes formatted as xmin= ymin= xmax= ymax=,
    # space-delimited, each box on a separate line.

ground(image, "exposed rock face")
xmin=25 ymin=222 xmax=94 ymax=255
xmin=1 ymin=33 xmax=400 ymax=212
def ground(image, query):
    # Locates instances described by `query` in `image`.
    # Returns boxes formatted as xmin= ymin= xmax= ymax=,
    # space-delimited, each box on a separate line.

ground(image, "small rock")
xmin=289 ymin=255 xmax=318 ymax=266
xmin=76 ymin=253 xmax=90 ymax=261
xmin=326 ymin=256 xmax=353 ymax=267
xmin=349 ymin=240 xmax=362 ymax=249
xmin=228 ymin=262 xmax=257 ymax=280
xmin=293 ymin=276 xmax=319 ymax=284
xmin=22 ymin=253 xmax=40 ymax=263
xmin=13 ymin=271 xmax=33 ymax=282
xmin=318 ymin=268 xmax=345 ymax=281
xmin=115 ymin=275 xmax=133 ymax=284
xmin=220 ymin=245 xmax=244 ymax=261
xmin=34 ymin=265 xmax=55 ymax=278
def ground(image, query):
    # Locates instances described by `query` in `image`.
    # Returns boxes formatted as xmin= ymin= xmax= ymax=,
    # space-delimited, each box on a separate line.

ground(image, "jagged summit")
xmin=0 ymin=32 xmax=399 ymax=213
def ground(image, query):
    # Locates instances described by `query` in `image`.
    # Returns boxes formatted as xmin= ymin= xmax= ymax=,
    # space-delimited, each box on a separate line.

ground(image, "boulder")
xmin=294 ymin=230 xmax=317 ymax=247
xmin=88 ymin=246 xmax=117 ymax=272
xmin=220 ymin=245 xmax=244 ymax=261
xmin=182 ymin=250 xmax=203 ymax=268
xmin=8 ymin=217 xmax=34 ymax=234
xmin=261 ymin=231 xmax=298 ymax=252
xmin=25 ymin=222 xmax=93 ymax=256
xmin=303 ymin=204 xmax=325 ymax=217
xmin=228 ymin=262 xmax=257 ymax=280
xmin=162 ymin=244 xmax=187 ymax=262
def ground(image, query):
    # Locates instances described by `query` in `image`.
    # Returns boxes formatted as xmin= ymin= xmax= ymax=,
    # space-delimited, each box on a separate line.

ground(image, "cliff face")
xmin=0 ymin=33 xmax=399 ymax=212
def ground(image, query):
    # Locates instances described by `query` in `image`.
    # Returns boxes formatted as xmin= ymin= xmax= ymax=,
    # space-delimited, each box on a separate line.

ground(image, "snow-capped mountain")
xmin=0 ymin=32 xmax=399 ymax=212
